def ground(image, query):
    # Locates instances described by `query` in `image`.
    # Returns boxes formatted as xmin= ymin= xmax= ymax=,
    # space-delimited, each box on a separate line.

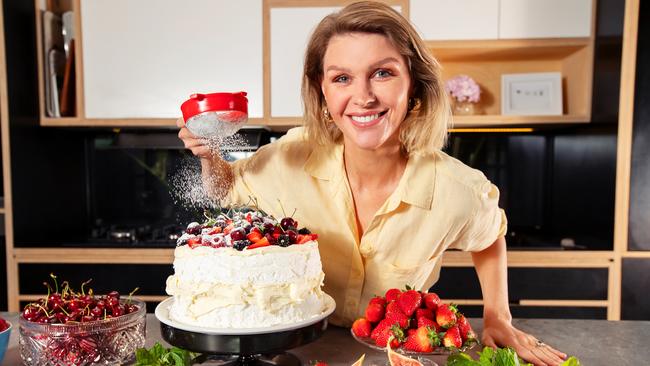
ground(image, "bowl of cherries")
xmin=19 ymin=275 xmax=145 ymax=366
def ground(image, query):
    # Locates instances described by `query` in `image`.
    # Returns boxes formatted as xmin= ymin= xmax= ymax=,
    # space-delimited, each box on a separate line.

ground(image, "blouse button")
xmin=359 ymin=244 xmax=373 ymax=256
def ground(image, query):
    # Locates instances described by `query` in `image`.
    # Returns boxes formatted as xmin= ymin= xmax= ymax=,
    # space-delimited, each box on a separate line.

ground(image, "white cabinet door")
xmin=410 ymin=0 xmax=499 ymax=40
xmin=270 ymin=5 xmax=403 ymax=117
xmin=81 ymin=0 xmax=263 ymax=119
xmin=499 ymin=0 xmax=592 ymax=39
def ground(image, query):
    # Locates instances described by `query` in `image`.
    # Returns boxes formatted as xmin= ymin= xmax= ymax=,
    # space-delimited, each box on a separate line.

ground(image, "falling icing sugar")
xmin=170 ymin=133 xmax=249 ymax=210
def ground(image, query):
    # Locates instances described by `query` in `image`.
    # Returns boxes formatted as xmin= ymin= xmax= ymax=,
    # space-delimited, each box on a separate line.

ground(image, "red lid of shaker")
xmin=180 ymin=92 xmax=248 ymax=123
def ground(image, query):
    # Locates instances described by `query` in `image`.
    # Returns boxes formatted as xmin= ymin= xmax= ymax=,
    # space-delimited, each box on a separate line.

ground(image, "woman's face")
xmin=321 ymin=32 xmax=411 ymax=151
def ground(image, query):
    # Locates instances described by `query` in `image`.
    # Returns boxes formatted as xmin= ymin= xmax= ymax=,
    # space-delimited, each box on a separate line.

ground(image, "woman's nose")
xmin=352 ymin=80 xmax=377 ymax=107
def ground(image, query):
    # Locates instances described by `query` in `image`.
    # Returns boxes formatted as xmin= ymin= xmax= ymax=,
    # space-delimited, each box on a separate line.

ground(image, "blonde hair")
xmin=301 ymin=1 xmax=451 ymax=154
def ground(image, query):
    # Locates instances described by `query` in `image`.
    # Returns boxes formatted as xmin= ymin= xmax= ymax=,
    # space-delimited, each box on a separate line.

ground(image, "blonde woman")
xmin=178 ymin=2 xmax=566 ymax=365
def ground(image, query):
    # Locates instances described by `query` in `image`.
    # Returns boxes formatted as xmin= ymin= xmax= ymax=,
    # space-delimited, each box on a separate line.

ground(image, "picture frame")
xmin=501 ymin=72 xmax=563 ymax=115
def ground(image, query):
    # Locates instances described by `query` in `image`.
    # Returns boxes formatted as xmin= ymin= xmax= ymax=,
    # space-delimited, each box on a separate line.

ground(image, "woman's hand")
xmin=177 ymin=117 xmax=212 ymax=158
xmin=481 ymin=316 xmax=567 ymax=366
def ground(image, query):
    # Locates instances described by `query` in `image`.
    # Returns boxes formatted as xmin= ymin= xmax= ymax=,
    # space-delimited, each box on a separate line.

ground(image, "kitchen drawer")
xmin=432 ymin=267 xmax=608 ymax=300
xmin=19 ymin=263 xmax=172 ymax=296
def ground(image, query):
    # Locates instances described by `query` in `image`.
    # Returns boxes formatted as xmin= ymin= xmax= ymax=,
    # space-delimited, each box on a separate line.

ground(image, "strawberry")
xmin=312 ymin=361 xmax=328 ymax=366
xmin=351 ymin=317 xmax=372 ymax=338
xmin=417 ymin=316 xmax=440 ymax=332
xmin=369 ymin=296 xmax=386 ymax=307
xmin=436 ymin=304 xmax=457 ymax=329
xmin=371 ymin=319 xmax=391 ymax=340
xmin=385 ymin=288 xmax=402 ymax=303
xmin=247 ymin=237 xmax=270 ymax=249
xmin=187 ymin=236 xmax=202 ymax=248
xmin=310 ymin=233 xmax=319 ymax=240
xmin=442 ymin=325 xmax=462 ymax=348
xmin=385 ymin=301 xmax=402 ymax=315
xmin=207 ymin=226 xmax=222 ymax=235
xmin=247 ymin=231 xmax=263 ymax=243
xmin=297 ymin=234 xmax=313 ymax=244
xmin=407 ymin=328 xmax=417 ymax=337
xmin=375 ymin=324 xmax=404 ymax=348
xmin=223 ymin=223 xmax=235 ymax=234
xmin=457 ymin=314 xmax=477 ymax=344
xmin=397 ymin=290 xmax=422 ymax=317
xmin=384 ymin=310 xmax=409 ymax=328
xmin=423 ymin=292 xmax=441 ymax=311
xmin=415 ymin=308 xmax=433 ymax=321
xmin=403 ymin=326 xmax=441 ymax=353
xmin=365 ymin=303 xmax=385 ymax=323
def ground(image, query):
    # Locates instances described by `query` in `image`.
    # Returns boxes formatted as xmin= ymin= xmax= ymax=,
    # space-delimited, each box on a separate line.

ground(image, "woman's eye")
xmin=374 ymin=69 xmax=392 ymax=78
xmin=334 ymin=75 xmax=349 ymax=83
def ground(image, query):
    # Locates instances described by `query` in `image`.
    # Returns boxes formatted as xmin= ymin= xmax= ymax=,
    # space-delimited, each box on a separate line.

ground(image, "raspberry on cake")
xmin=165 ymin=206 xmax=327 ymax=328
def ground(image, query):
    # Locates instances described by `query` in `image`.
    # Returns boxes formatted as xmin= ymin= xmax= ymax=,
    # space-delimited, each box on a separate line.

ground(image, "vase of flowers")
xmin=445 ymin=75 xmax=481 ymax=115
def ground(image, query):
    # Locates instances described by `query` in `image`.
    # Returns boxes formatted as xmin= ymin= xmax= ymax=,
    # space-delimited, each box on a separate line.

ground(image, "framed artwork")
xmin=501 ymin=72 xmax=563 ymax=115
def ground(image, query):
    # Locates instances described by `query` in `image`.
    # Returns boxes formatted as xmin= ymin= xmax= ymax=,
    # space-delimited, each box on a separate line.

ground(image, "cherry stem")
xmin=81 ymin=279 xmax=93 ymax=296
xmin=127 ymin=287 xmax=140 ymax=305
xmin=277 ymin=199 xmax=287 ymax=217
xmin=291 ymin=208 xmax=297 ymax=218
xmin=50 ymin=273 xmax=59 ymax=294
xmin=35 ymin=303 xmax=50 ymax=317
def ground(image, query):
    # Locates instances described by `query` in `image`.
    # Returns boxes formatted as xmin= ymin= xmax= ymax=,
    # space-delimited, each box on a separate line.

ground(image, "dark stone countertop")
xmin=2 ymin=313 xmax=649 ymax=365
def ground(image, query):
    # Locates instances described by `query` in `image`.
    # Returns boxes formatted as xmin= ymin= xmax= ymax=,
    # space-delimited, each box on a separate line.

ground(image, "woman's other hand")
xmin=481 ymin=317 xmax=567 ymax=366
xmin=177 ymin=117 xmax=212 ymax=158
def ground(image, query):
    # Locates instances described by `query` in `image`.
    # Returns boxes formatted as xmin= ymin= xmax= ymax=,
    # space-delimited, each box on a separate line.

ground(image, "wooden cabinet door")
xmin=80 ymin=0 xmax=263 ymax=119
xmin=410 ymin=0 xmax=499 ymax=40
xmin=499 ymin=0 xmax=593 ymax=39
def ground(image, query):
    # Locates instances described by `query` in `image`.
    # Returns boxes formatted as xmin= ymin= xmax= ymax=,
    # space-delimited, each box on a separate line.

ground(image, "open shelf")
xmin=426 ymin=38 xmax=591 ymax=62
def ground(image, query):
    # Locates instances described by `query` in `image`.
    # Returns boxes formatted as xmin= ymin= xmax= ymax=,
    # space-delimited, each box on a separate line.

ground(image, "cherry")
xmin=81 ymin=315 xmax=95 ymax=322
xmin=91 ymin=307 xmax=103 ymax=318
xmin=111 ymin=306 xmax=124 ymax=317
xmin=229 ymin=228 xmax=246 ymax=241
xmin=107 ymin=291 xmax=120 ymax=299
xmin=280 ymin=217 xmax=296 ymax=230
xmin=186 ymin=222 xmax=201 ymax=235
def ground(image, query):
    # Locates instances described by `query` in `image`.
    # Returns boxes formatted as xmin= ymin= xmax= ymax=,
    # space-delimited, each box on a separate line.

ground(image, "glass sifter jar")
xmin=180 ymin=91 xmax=248 ymax=138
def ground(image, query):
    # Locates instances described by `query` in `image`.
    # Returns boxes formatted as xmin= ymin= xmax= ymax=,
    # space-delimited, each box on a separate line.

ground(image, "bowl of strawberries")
xmin=351 ymin=286 xmax=478 ymax=355
xmin=18 ymin=275 xmax=145 ymax=366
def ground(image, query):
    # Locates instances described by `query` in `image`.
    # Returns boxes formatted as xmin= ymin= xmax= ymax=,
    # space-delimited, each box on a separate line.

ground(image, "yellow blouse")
xmin=227 ymin=127 xmax=507 ymax=326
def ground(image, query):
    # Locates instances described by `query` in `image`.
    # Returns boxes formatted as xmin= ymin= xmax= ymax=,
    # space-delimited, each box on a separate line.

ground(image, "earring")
xmin=323 ymin=107 xmax=333 ymax=122
xmin=408 ymin=97 xmax=420 ymax=111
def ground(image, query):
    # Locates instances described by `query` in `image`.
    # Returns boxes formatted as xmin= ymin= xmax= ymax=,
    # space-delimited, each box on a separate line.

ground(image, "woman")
xmin=178 ymin=2 xmax=566 ymax=365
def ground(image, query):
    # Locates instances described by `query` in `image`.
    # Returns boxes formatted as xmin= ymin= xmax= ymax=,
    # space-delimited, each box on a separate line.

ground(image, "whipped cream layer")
xmin=166 ymin=241 xmax=327 ymax=328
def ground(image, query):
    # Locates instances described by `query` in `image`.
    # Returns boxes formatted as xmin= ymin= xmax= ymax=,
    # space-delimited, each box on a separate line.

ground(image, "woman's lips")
xmin=348 ymin=111 xmax=387 ymax=128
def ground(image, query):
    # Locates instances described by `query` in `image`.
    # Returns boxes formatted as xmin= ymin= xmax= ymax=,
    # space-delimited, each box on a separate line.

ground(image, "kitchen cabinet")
xmin=34 ymin=0 xmax=596 ymax=128
xmin=499 ymin=0 xmax=593 ymax=39
xmin=410 ymin=0 xmax=499 ymax=41
xmin=270 ymin=6 xmax=343 ymax=118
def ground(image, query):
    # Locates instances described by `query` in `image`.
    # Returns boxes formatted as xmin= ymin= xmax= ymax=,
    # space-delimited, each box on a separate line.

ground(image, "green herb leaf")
xmin=561 ymin=356 xmax=581 ymax=366
xmin=135 ymin=342 xmax=200 ymax=366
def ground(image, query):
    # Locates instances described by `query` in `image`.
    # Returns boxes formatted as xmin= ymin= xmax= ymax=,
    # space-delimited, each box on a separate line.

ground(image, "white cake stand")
xmin=155 ymin=295 xmax=336 ymax=366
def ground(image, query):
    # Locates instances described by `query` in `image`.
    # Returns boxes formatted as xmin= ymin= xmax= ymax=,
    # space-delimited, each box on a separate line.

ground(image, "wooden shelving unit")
xmin=428 ymin=37 xmax=595 ymax=124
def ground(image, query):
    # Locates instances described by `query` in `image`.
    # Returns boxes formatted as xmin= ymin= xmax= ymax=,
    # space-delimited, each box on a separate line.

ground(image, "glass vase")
xmin=453 ymin=100 xmax=475 ymax=115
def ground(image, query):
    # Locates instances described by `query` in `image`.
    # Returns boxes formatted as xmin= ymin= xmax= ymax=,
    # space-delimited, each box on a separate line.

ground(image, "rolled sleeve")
xmin=450 ymin=181 xmax=508 ymax=252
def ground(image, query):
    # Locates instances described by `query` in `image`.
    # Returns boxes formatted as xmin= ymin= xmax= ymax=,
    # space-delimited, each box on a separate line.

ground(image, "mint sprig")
xmin=447 ymin=346 xmax=581 ymax=366
xmin=135 ymin=343 xmax=200 ymax=366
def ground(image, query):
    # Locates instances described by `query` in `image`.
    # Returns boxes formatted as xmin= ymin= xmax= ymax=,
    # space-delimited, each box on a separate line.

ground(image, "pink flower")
xmin=445 ymin=75 xmax=481 ymax=103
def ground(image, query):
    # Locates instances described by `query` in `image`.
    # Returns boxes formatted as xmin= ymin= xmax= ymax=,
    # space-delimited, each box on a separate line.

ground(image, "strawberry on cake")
xmin=165 ymin=207 xmax=327 ymax=328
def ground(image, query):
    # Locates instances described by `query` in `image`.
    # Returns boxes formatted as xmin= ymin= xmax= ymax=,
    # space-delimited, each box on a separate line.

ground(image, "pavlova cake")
xmin=165 ymin=207 xmax=327 ymax=328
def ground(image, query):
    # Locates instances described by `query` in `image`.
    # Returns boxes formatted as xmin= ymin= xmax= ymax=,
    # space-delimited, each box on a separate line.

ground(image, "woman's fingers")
xmin=176 ymin=117 xmax=185 ymax=128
